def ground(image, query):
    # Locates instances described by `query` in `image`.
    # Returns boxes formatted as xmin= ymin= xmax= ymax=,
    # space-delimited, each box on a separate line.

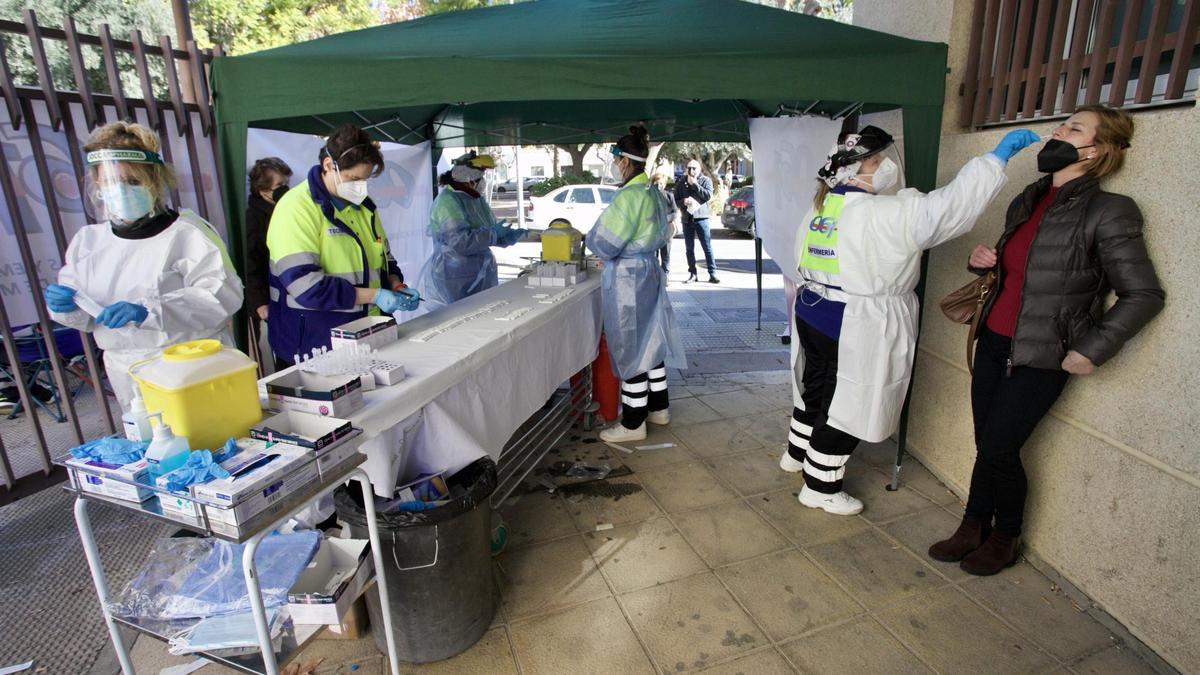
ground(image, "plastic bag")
xmin=335 ymin=457 xmax=496 ymax=528
xmin=108 ymin=530 xmax=321 ymax=621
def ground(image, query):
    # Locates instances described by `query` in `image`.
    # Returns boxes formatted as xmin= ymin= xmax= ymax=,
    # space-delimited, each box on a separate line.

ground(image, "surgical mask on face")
xmin=99 ymin=183 xmax=156 ymax=223
xmin=854 ymin=156 xmax=899 ymax=193
xmin=333 ymin=165 xmax=369 ymax=205
xmin=270 ymin=184 xmax=288 ymax=203
xmin=1037 ymin=139 xmax=1094 ymax=174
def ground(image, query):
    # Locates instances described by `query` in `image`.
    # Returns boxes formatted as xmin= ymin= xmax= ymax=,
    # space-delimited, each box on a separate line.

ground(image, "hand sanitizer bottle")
xmin=145 ymin=413 xmax=190 ymax=479
xmin=121 ymin=393 xmax=155 ymax=442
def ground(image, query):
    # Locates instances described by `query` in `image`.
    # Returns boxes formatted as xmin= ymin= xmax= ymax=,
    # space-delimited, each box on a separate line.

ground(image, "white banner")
xmin=0 ymin=102 xmax=224 ymax=327
xmin=748 ymin=116 xmax=843 ymax=283
xmin=245 ymin=129 xmax=434 ymax=297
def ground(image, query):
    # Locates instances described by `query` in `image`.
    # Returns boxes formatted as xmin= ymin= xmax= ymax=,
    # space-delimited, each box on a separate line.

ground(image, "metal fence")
xmin=0 ymin=10 xmax=222 ymax=496
xmin=960 ymin=0 xmax=1200 ymax=127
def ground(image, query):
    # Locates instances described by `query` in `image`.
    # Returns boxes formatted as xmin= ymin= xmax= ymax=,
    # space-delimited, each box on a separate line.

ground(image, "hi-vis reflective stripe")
xmin=800 ymin=193 xmax=846 ymax=275
xmin=803 ymin=460 xmax=845 ymax=483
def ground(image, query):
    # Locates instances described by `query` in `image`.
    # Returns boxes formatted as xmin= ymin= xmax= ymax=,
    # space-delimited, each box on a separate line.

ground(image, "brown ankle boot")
xmin=960 ymin=531 xmax=1021 ymax=576
xmin=928 ymin=516 xmax=989 ymax=562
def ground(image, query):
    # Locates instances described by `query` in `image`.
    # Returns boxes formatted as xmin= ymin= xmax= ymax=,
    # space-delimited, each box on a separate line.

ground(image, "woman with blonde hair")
xmin=928 ymin=105 xmax=1164 ymax=575
xmin=44 ymin=121 xmax=243 ymax=411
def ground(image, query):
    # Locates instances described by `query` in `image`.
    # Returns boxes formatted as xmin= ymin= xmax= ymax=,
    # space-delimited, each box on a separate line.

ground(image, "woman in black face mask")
xmin=245 ymin=157 xmax=294 ymax=333
xmin=928 ymin=105 xmax=1165 ymax=576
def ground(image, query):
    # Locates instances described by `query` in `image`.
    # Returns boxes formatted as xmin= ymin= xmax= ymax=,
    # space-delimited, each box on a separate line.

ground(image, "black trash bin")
xmin=334 ymin=457 xmax=497 ymax=664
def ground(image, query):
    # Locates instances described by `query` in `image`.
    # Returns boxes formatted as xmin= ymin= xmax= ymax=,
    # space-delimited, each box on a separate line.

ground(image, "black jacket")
xmin=244 ymin=193 xmax=275 ymax=312
xmin=974 ymin=173 xmax=1164 ymax=370
xmin=674 ymin=173 xmax=713 ymax=222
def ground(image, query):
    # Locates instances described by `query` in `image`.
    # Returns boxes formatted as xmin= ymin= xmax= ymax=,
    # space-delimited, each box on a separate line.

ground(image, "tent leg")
xmin=755 ymin=237 xmax=763 ymax=331
xmin=888 ymin=461 xmax=901 ymax=491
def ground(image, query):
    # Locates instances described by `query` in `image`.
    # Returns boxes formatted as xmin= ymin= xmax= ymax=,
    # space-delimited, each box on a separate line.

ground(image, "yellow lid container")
xmin=541 ymin=221 xmax=583 ymax=262
xmin=129 ymin=339 xmax=261 ymax=452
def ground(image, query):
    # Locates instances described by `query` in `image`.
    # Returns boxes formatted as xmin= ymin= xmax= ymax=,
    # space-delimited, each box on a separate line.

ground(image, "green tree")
xmin=555 ymin=143 xmax=594 ymax=177
xmin=658 ymin=141 xmax=751 ymax=180
xmin=190 ymin=0 xmax=378 ymax=54
xmin=0 ymin=0 xmax=174 ymax=93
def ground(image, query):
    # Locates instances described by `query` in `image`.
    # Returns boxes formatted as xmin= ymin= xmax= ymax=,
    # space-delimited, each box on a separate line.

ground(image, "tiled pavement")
xmin=127 ymin=371 xmax=1159 ymax=675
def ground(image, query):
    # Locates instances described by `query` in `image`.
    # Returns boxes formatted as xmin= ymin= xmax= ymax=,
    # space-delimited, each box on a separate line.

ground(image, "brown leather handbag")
xmin=939 ymin=270 xmax=997 ymax=373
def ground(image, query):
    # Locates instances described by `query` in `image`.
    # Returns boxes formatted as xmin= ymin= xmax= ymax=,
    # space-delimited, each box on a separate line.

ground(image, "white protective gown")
xmin=50 ymin=209 xmax=243 ymax=411
xmin=790 ymin=155 xmax=1007 ymax=443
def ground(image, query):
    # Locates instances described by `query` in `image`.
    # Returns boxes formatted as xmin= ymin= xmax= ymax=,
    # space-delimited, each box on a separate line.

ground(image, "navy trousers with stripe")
xmin=621 ymin=362 xmax=668 ymax=429
xmin=787 ymin=319 xmax=861 ymax=493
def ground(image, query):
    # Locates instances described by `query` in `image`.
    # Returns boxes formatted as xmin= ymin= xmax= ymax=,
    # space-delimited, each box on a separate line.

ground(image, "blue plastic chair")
xmin=1 ymin=324 xmax=91 ymax=422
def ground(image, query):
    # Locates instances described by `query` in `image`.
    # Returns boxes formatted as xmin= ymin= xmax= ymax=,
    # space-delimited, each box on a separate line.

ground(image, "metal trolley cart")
xmin=61 ymin=429 xmax=402 ymax=675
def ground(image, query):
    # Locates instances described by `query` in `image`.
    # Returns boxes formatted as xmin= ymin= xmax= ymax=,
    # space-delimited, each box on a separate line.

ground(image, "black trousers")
xmin=659 ymin=243 xmax=670 ymax=273
xmin=621 ymin=362 xmax=668 ymax=429
xmin=965 ymin=327 xmax=1069 ymax=536
xmin=786 ymin=318 xmax=861 ymax=493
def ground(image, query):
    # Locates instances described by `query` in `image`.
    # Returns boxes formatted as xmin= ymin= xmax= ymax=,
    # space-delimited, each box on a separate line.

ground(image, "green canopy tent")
xmin=209 ymin=0 xmax=949 ymax=486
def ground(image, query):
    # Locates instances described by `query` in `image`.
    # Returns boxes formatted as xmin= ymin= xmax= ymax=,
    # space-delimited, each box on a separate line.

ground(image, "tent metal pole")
xmin=353 ymin=111 xmax=396 ymax=142
xmin=515 ymin=127 xmax=526 ymax=228
xmin=311 ymin=114 xmax=336 ymax=130
xmin=755 ymin=236 xmax=763 ymax=331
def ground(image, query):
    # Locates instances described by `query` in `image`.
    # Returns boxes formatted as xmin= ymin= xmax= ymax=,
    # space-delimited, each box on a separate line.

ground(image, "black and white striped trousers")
xmin=787 ymin=319 xmax=861 ymax=493
xmin=621 ymin=362 xmax=668 ymax=429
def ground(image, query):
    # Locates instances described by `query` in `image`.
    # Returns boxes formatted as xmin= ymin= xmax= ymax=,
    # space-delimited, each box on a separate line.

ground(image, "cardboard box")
xmin=260 ymin=369 xmax=364 ymax=418
xmin=250 ymin=411 xmax=353 ymax=451
xmin=316 ymin=595 xmax=370 ymax=640
xmin=67 ymin=456 xmax=154 ymax=503
xmin=315 ymin=435 xmax=362 ymax=479
xmin=192 ymin=441 xmax=318 ymax=527
xmin=330 ymin=316 xmax=398 ymax=352
xmin=287 ymin=538 xmax=374 ymax=626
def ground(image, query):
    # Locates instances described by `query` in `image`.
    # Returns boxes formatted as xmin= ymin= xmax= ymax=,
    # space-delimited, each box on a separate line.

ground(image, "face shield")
xmin=848 ymin=143 xmax=905 ymax=195
xmin=84 ymin=148 xmax=166 ymax=225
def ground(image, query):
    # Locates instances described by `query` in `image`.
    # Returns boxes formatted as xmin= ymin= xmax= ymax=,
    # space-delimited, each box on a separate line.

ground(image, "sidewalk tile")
xmin=882 ymin=507 xmax=974 ymax=581
xmin=1069 ymin=645 xmax=1157 ymax=674
xmin=622 ymin=573 xmax=766 ymax=672
xmin=698 ymin=390 xmax=768 ymax=419
xmin=876 ymin=586 xmax=1055 ymax=674
xmin=497 ymin=535 xmax=611 ymax=620
xmin=841 ymin=469 xmax=936 ymax=524
xmin=707 ymin=450 xmax=803 ymax=496
xmin=670 ymin=398 xmax=723 ymax=425
xmin=696 ymin=648 xmax=795 ymax=674
xmin=583 ymin=517 xmax=708 ymax=593
xmin=500 ymin=490 xmax=579 ymax=549
xmin=717 ymin=549 xmax=860 ymax=641
xmin=509 ymin=597 xmax=654 ymax=675
xmin=672 ymin=418 xmax=765 ymax=458
xmin=638 ymin=462 xmax=740 ymax=513
xmin=673 ymin=502 xmax=790 ymax=567
xmin=749 ymin=489 xmax=870 ymax=546
xmin=779 ymin=617 xmax=930 ymax=674
xmin=564 ymin=476 xmax=664 ymax=530
xmin=806 ymin=530 xmax=945 ymax=609
xmin=405 ymin=628 xmax=518 ymax=675
xmin=962 ymin=563 xmax=1116 ymax=662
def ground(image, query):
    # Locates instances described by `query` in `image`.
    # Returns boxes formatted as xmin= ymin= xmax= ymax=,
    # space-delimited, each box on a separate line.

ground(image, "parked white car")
xmin=525 ymin=184 xmax=619 ymax=232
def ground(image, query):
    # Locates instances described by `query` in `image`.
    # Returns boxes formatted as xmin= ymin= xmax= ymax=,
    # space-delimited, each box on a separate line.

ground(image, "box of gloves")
xmin=66 ymin=456 xmax=154 ymax=503
xmin=330 ymin=316 xmax=398 ymax=352
xmin=259 ymin=369 xmax=364 ymax=418
xmin=250 ymin=411 xmax=352 ymax=451
xmin=287 ymin=538 xmax=374 ymax=626
xmin=190 ymin=440 xmax=319 ymax=527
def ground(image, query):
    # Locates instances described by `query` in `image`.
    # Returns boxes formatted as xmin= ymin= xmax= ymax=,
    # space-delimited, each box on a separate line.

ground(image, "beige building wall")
xmin=855 ymin=1 xmax=1200 ymax=671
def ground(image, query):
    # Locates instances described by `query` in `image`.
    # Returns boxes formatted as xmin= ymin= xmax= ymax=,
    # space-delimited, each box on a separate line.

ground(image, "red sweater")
xmin=986 ymin=186 xmax=1058 ymax=337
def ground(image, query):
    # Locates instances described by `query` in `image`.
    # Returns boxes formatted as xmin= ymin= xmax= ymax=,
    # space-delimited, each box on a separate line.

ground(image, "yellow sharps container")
xmin=129 ymin=339 xmax=261 ymax=451
xmin=540 ymin=221 xmax=583 ymax=262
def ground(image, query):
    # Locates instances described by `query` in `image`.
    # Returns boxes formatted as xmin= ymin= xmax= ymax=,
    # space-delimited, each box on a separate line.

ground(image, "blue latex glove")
xmin=991 ymin=129 xmax=1040 ymax=163
xmin=213 ymin=438 xmax=240 ymax=463
xmin=395 ymin=287 xmax=420 ymax=311
xmin=504 ymin=228 xmax=529 ymax=246
xmin=70 ymin=436 xmax=149 ymax=465
xmin=373 ymin=288 xmax=419 ymax=314
xmin=491 ymin=221 xmax=509 ymax=240
xmin=162 ymin=449 xmax=232 ymax=491
xmin=44 ymin=284 xmax=78 ymax=313
xmin=96 ymin=301 xmax=148 ymax=329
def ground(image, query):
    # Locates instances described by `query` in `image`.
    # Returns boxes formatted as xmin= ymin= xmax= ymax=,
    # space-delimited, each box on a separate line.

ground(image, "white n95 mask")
xmin=855 ymin=157 xmax=899 ymax=193
xmin=336 ymin=178 xmax=369 ymax=205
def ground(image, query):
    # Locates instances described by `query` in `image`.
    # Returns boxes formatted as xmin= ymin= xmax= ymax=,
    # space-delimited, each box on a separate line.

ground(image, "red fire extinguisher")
xmin=592 ymin=333 xmax=620 ymax=424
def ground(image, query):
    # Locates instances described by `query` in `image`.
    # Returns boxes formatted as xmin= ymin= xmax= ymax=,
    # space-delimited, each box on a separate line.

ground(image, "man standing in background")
xmin=674 ymin=159 xmax=719 ymax=283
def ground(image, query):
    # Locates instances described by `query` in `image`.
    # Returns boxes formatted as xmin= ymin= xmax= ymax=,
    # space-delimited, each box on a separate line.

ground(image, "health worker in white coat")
xmin=44 ymin=122 xmax=243 ymax=412
xmin=779 ymin=125 xmax=1039 ymax=515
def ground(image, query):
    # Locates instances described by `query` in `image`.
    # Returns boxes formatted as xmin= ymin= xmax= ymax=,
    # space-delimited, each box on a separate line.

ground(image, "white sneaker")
xmin=600 ymin=422 xmax=647 ymax=443
xmin=647 ymin=409 xmax=670 ymax=425
xmin=779 ymin=451 xmax=804 ymax=473
xmin=798 ymin=485 xmax=863 ymax=515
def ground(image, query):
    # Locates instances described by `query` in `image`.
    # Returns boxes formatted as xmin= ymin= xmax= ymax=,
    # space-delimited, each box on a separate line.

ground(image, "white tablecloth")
xmin=348 ymin=276 xmax=602 ymax=496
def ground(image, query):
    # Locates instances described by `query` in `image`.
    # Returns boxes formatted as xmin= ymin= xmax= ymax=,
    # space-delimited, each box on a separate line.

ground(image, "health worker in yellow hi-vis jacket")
xmin=266 ymin=124 xmax=419 ymax=369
